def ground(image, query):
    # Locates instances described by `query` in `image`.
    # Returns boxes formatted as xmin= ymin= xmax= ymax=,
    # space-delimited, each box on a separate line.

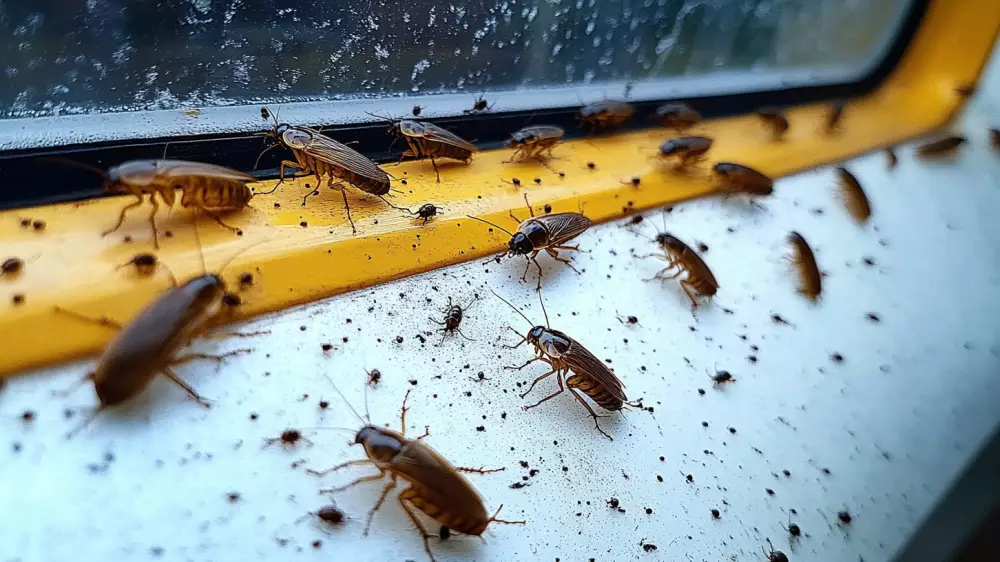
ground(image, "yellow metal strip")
xmin=1 ymin=0 xmax=998 ymax=376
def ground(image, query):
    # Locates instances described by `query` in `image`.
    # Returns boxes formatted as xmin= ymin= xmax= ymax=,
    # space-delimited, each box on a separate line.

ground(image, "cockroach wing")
xmin=153 ymin=160 xmax=255 ymax=182
xmin=297 ymin=128 xmax=390 ymax=186
xmin=416 ymin=122 xmax=480 ymax=153
xmin=390 ymin=440 xmax=489 ymax=519
xmin=561 ymin=337 xmax=628 ymax=403
xmin=536 ymin=213 xmax=592 ymax=246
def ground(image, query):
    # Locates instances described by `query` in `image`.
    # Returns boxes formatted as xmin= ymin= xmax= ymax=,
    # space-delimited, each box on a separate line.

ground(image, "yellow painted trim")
xmin=1 ymin=0 xmax=998 ymax=376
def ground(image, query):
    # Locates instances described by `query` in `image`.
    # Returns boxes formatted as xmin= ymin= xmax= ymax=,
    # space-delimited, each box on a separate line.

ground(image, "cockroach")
xmin=366 ymin=368 xmax=382 ymax=386
xmin=494 ymin=290 xmax=633 ymax=440
xmin=654 ymin=103 xmax=701 ymax=131
xmin=826 ymin=100 xmax=846 ymax=134
xmin=264 ymin=429 xmax=313 ymax=449
xmin=52 ymin=221 xmax=262 ymax=437
xmin=430 ymin=296 xmax=478 ymax=343
xmin=641 ymin=230 xmax=719 ymax=310
xmin=504 ymin=126 xmax=564 ymax=162
xmin=412 ymin=105 xmax=424 ymax=116
xmin=257 ymin=107 xmax=403 ymax=234
xmin=307 ymin=383 xmax=523 ymax=562
xmin=712 ymin=162 xmax=774 ymax=197
xmin=368 ymin=113 xmax=478 ymax=183
xmin=51 ymin=158 xmax=255 ymax=249
xmin=467 ymin=194 xmax=591 ymax=290
xmin=409 ymin=203 xmax=443 ymax=225
xmin=708 ymin=368 xmax=735 ymax=385
xmin=757 ymin=107 xmax=789 ymax=140
xmin=1 ymin=257 xmax=24 ymax=278
xmin=885 ymin=147 xmax=898 ymax=169
xmin=835 ymin=167 xmax=871 ymax=224
xmin=578 ymin=99 xmax=634 ymax=132
xmin=464 ymin=94 xmax=495 ymax=114
xmin=619 ymin=215 xmax=644 ymax=227
xmin=762 ymin=539 xmax=789 ymax=562
xmin=117 ymin=253 xmax=159 ymax=276
xmin=787 ymin=232 xmax=821 ymax=301
xmin=659 ymin=136 xmax=713 ymax=169
xmin=989 ymin=128 xmax=999 ymax=152
xmin=916 ymin=135 xmax=967 ymax=158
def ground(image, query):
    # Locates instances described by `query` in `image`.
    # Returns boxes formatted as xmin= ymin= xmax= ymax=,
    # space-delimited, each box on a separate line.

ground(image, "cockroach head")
xmin=655 ymin=232 xmax=683 ymax=252
xmin=527 ymin=325 xmax=546 ymax=344
xmin=508 ymin=233 xmax=533 ymax=256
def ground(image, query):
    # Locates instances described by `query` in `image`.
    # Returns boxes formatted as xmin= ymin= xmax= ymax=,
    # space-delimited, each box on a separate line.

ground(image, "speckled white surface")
xmin=3 ymin=55 xmax=1000 ymax=562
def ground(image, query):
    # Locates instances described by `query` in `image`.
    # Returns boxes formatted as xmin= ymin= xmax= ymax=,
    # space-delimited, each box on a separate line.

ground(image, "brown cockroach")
xmin=409 ymin=203 xmax=444 ymax=225
xmin=467 ymin=194 xmax=592 ymax=290
xmin=493 ymin=290 xmax=633 ymax=440
xmin=1 ymin=257 xmax=24 ymax=278
xmin=578 ymin=99 xmax=634 ymax=131
xmin=762 ymin=539 xmax=789 ymax=562
xmin=306 ymin=383 xmax=524 ymax=562
xmin=504 ymin=126 xmax=564 ymax=162
xmin=658 ymin=136 xmax=713 ymax=169
xmin=826 ymin=100 xmax=847 ymax=134
xmin=53 ymin=158 xmax=255 ymax=249
xmin=835 ymin=167 xmax=871 ymax=224
xmin=787 ymin=231 xmax=821 ymax=301
xmin=654 ymin=103 xmax=701 ymax=131
xmin=464 ymin=94 xmax=495 ymax=114
xmin=916 ymin=135 xmax=967 ymax=158
xmin=117 ymin=253 xmax=159 ymax=276
xmin=640 ymin=228 xmax=719 ymax=310
xmin=53 ymin=222 xmax=264 ymax=437
xmin=257 ymin=106 xmax=404 ymax=234
xmin=264 ymin=428 xmax=313 ymax=449
xmin=368 ymin=113 xmax=478 ymax=183
xmin=756 ymin=107 xmax=789 ymax=140
xmin=430 ymin=296 xmax=478 ymax=343
xmin=989 ymin=128 xmax=999 ymax=153
xmin=712 ymin=162 xmax=774 ymax=197
xmin=885 ymin=147 xmax=898 ymax=169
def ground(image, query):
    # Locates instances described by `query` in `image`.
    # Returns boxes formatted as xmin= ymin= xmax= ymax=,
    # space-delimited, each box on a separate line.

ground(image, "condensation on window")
xmin=0 ymin=0 xmax=908 ymax=119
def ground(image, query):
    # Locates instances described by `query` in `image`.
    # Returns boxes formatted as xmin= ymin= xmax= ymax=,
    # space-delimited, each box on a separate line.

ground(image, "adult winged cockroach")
xmin=307 ymin=382 xmax=524 ymax=562
xmin=787 ymin=231 xmax=821 ymax=301
xmin=504 ymin=126 xmax=564 ymax=162
xmin=578 ymin=99 xmax=634 ymax=131
xmin=467 ymin=194 xmax=591 ymax=290
xmin=654 ymin=103 xmax=701 ymax=131
xmin=493 ymin=290 xmax=633 ymax=440
xmin=659 ymin=136 xmax=713 ymax=169
xmin=638 ymin=223 xmax=719 ymax=310
xmin=257 ymin=106 xmax=404 ymax=234
xmin=53 ymin=221 xmax=263 ymax=436
xmin=712 ymin=162 xmax=774 ymax=197
xmin=368 ymin=113 xmax=478 ymax=182
xmin=835 ymin=167 xmax=871 ymax=224
xmin=51 ymin=158 xmax=255 ymax=249
xmin=916 ymin=135 xmax=967 ymax=158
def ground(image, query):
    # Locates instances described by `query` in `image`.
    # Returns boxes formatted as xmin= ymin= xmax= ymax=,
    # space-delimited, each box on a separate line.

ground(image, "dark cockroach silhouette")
xmin=368 ymin=112 xmax=478 ymax=182
xmin=367 ymin=368 xmax=382 ymax=386
xmin=578 ymin=99 xmax=634 ymax=132
xmin=430 ymin=296 xmax=478 ymax=343
xmin=411 ymin=105 xmax=424 ymax=116
xmin=659 ymin=136 xmax=713 ymax=169
xmin=916 ymin=135 xmax=967 ymax=158
xmin=885 ymin=147 xmax=898 ymax=169
xmin=51 ymin=158 xmax=255 ymax=249
xmin=708 ymin=367 xmax=735 ymax=386
xmin=826 ymin=100 xmax=847 ymax=134
xmin=409 ymin=203 xmax=444 ymax=225
xmin=787 ymin=231 xmax=821 ymax=301
xmin=712 ymin=162 xmax=774 ymax=198
xmin=639 ymin=224 xmax=719 ymax=309
xmin=464 ymin=94 xmax=494 ymax=114
xmin=762 ymin=539 xmax=789 ymax=562
xmin=257 ymin=106 xmax=403 ymax=234
xmin=493 ymin=290 xmax=633 ymax=440
xmin=53 ymin=220 xmax=264 ymax=437
xmin=989 ymin=128 xmax=999 ymax=153
xmin=835 ymin=167 xmax=871 ymax=224
xmin=467 ymin=194 xmax=591 ymax=290
xmin=504 ymin=126 xmax=564 ymax=162
xmin=757 ymin=108 xmax=789 ymax=140
xmin=264 ymin=428 xmax=313 ymax=449
xmin=306 ymin=380 xmax=523 ymax=562
xmin=654 ymin=103 xmax=701 ymax=131
xmin=117 ymin=253 xmax=159 ymax=277
xmin=955 ymin=84 xmax=977 ymax=98
xmin=1 ymin=257 xmax=24 ymax=278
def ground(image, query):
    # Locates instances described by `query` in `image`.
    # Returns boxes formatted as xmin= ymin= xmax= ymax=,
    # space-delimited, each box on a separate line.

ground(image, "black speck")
xmin=830 ymin=352 xmax=844 ymax=363
xmin=509 ymin=481 xmax=529 ymax=489
xmin=300 ymin=221 xmax=308 ymax=227
xmin=711 ymin=509 xmax=720 ymax=519
xmin=728 ymin=427 xmax=736 ymax=434
xmin=12 ymin=442 xmax=22 ymax=453
xmin=697 ymin=388 xmax=705 ymax=395
xmin=319 ymin=400 xmax=329 ymax=410
xmin=476 ymin=426 xmax=485 ymax=432
xmin=701 ymin=421 xmax=709 ymax=427
xmin=150 ymin=547 xmax=164 ymax=557
xmin=396 ymin=336 xmax=404 ymax=343
xmin=21 ymin=411 xmax=35 ymax=422
xmin=249 ymin=413 xmax=258 ymax=421
xmin=312 ymin=540 xmax=322 ymax=549
xmin=12 ymin=294 xmax=25 ymax=305
xmin=645 ymin=507 xmax=653 ymax=515
xmin=862 ymin=256 xmax=876 ymax=267
xmin=299 ymin=326 xmax=306 ymax=331
xmin=19 ymin=218 xmax=30 ymax=227
xmin=866 ymin=312 xmax=881 ymax=323
xmin=544 ymin=204 xmax=552 ymax=213
xmin=643 ymin=543 xmax=657 ymax=552
xmin=321 ymin=344 xmax=334 ymax=351
xmin=697 ymin=242 xmax=709 ymax=252
xmin=766 ymin=488 xmax=775 ymax=495
xmin=838 ymin=511 xmax=852 ymax=524
xmin=32 ymin=220 xmax=46 ymax=231
xmin=533 ymin=177 xmax=541 ymax=184
xmin=822 ymin=467 xmax=831 ymax=475
xmin=686 ymin=474 xmax=694 ymax=483
xmin=439 ymin=526 xmax=450 ymax=540
xmin=408 ymin=379 xmax=418 ymax=386
xmin=587 ymin=162 xmax=596 ymax=169
xmin=342 ymin=337 xmax=349 ymax=343
xmin=562 ymin=466 xmax=568 ymax=472
xmin=226 ymin=492 xmax=241 ymax=503
xmin=782 ymin=469 xmax=791 ymax=477
xmin=788 ymin=523 xmax=801 ymax=537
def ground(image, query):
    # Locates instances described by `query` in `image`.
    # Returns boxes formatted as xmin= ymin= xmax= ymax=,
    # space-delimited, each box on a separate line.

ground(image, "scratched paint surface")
xmin=3 ymin=104 xmax=1000 ymax=562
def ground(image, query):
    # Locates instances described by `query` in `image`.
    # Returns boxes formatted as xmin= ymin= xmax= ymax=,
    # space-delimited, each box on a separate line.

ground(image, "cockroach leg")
xmin=415 ymin=425 xmax=430 ymax=440
xmin=171 ymin=348 xmax=252 ymax=371
xmin=456 ymin=466 xmax=506 ymax=474
xmin=338 ymin=186 xmax=357 ymax=235
xmin=362 ymin=475 xmax=398 ymax=536
xmin=52 ymin=372 xmax=95 ymax=397
xmin=161 ymin=366 xmax=211 ymax=407
xmin=681 ymin=280 xmax=701 ymax=310
xmin=569 ymin=388 xmax=613 ymax=440
xmin=544 ymin=248 xmax=580 ymax=274
xmin=322 ymin=471 xmax=387 ymax=495
xmin=398 ymin=489 xmax=439 ymax=560
xmin=505 ymin=357 xmax=544 ymax=371
xmin=102 ymin=195 xmax=144 ymax=239
xmin=203 ymin=329 xmax=271 ymax=340
xmin=502 ymin=327 xmax=529 ymax=349
xmin=53 ymin=306 xmax=124 ymax=330
xmin=429 ymin=155 xmax=441 ymax=183
xmin=399 ymin=388 xmax=414 ymax=435
xmin=146 ymin=194 xmax=161 ymax=249
xmin=204 ymin=211 xmax=240 ymax=233
xmin=307 ymin=458 xmax=376 ymax=477
xmin=520 ymin=368 xmax=560 ymax=400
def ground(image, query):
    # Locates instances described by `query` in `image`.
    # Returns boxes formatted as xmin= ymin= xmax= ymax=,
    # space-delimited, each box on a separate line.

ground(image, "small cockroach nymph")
xmin=464 ymin=94 xmax=495 ymax=114
xmin=654 ymin=103 xmax=701 ymax=131
xmin=295 ymin=504 xmax=348 ymax=532
xmin=578 ymin=99 xmax=634 ymax=132
xmin=368 ymin=112 xmax=478 ymax=183
xmin=788 ymin=231 xmax=821 ymax=301
xmin=916 ymin=135 xmax=967 ymax=158
xmin=306 ymin=379 xmax=524 ymax=562
xmin=504 ymin=126 xmax=564 ymax=163
xmin=835 ymin=167 xmax=871 ymax=224
xmin=117 ymin=253 xmax=160 ymax=277
xmin=467 ymin=194 xmax=591 ymax=290
xmin=756 ymin=107 xmax=789 ymax=140
xmin=885 ymin=147 xmax=898 ymax=169
xmin=1 ymin=257 xmax=24 ymax=278
xmin=412 ymin=105 xmax=424 ymax=116
xmin=264 ymin=429 xmax=314 ymax=449
xmin=430 ymin=295 xmax=478 ymax=343
xmin=762 ymin=539 xmax=789 ymax=562
xmin=708 ymin=367 xmax=735 ymax=386
xmin=409 ymin=203 xmax=444 ymax=225
xmin=659 ymin=136 xmax=713 ymax=169
xmin=641 ymin=229 xmax=719 ymax=310
xmin=712 ymin=162 xmax=774 ymax=198
xmin=257 ymin=106 xmax=406 ymax=234
xmin=493 ymin=289 xmax=636 ymax=440
xmin=826 ymin=100 xmax=847 ymax=134
xmin=366 ymin=368 xmax=382 ymax=386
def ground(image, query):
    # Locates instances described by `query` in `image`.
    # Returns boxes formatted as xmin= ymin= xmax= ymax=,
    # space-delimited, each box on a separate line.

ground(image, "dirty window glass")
xmin=1 ymin=0 xmax=912 ymax=119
